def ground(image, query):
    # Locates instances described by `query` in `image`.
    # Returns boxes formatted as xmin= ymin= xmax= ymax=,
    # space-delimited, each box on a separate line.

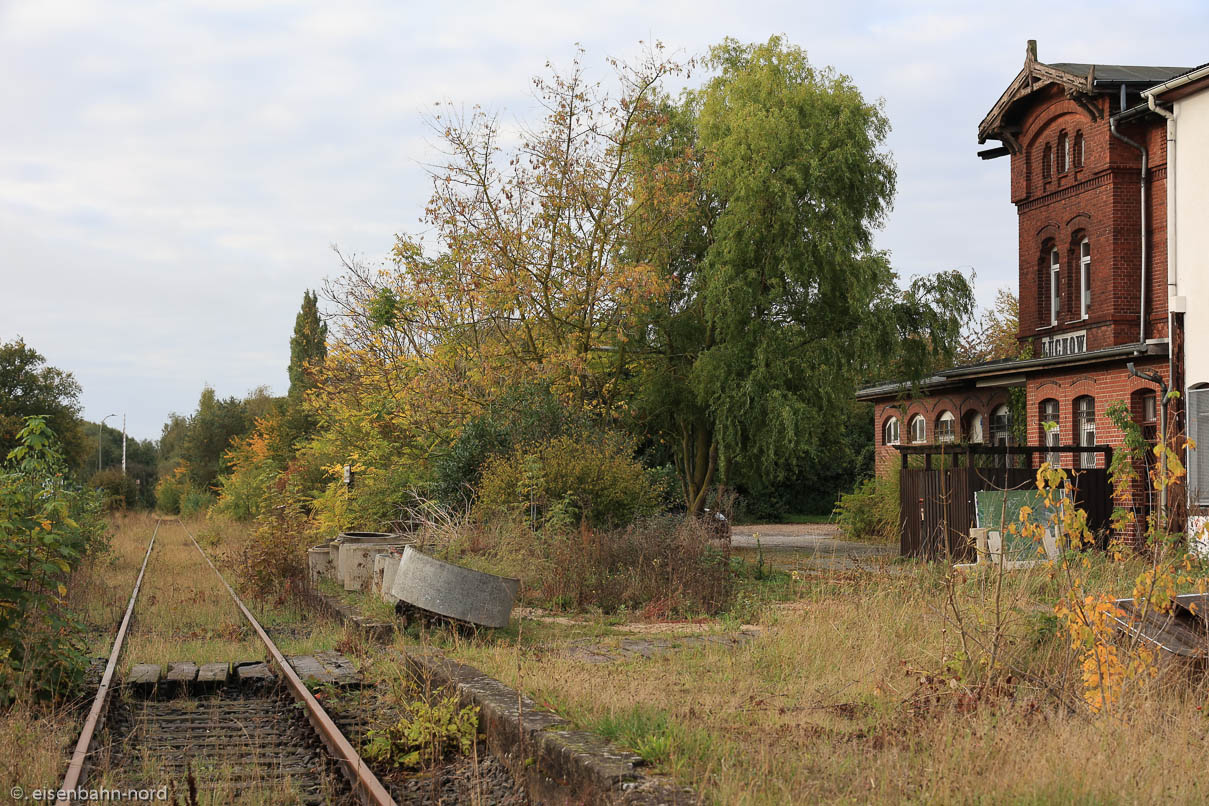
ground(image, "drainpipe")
xmin=1109 ymin=99 xmax=1148 ymax=345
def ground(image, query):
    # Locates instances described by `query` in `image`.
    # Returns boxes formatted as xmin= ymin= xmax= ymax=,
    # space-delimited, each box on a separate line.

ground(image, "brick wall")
xmin=1027 ymin=356 xmax=1170 ymax=546
xmin=1010 ymin=88 xmax=1169 ymax=355
xmin=872 ymin=388 xmax=1010 ymax=475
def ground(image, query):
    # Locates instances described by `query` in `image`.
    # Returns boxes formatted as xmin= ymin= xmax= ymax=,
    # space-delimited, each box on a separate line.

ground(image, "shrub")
xmin=154 ymin=468 xmax=189 ymax=514
xmin=239 ymin=486 xmax=315 ymax=599
xmin=180 ymin=489 xmax=215 ymax=517
xmin=431 ymin=384 xmax=581 ymax=507
xmin=832 ymin=473 xmax=899 ymax=544
xmin=459 ymin=513 xmax=732 ymax=617
xmin=88 ymin=467 xmax=138 ymax=511
xmin=475 ymin=432 xmax=664 ymax=529
xmin=0 ymin=417 xmax=107 ymax=704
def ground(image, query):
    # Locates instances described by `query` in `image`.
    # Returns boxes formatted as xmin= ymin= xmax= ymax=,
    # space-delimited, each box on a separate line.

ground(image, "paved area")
xmin=730 ymin=522 xmax=896 ymax=569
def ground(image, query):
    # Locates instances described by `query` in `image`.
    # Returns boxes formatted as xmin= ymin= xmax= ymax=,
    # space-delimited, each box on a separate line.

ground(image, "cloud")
xmin=1 ymin=0 xmax=1206 ymax=437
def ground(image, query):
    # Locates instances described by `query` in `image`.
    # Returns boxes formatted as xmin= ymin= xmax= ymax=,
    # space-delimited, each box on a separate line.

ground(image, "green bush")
xmin=832 ymin=473 xmax=899 ymax=544
xmin=180 ymin=488 xmax=215 ymax=517
xmin=475 ymin=432 xmax=663 ymax=529
xmin=0 ymin=417 xmax=107 ymax=704
xmin=432 ymin=384 xmax=583 ymax=507
xmin=88 ymin=467 xmax=138 ymax=511
xmin=154 ymin=472 xmax=187 ymax=514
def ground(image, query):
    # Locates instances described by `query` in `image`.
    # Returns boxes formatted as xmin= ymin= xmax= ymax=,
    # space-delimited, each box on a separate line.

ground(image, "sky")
xmin=2 ymin=1 xmax=1207 ymax=440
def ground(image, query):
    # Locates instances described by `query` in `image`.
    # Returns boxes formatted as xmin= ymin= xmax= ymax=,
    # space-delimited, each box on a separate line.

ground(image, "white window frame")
xmin=937 ymin=411 xmax=956 ymax=444
xmin=883 ymin=416 xmax=900 ymax=446
xmin=1050 ymin=248 xmax=1060 ymax=326
xmin=1060 ymin=133 xmax=1070 ymax=172
xmin=1080 ymin=239 xmax=1091 ymax=320
xmin=909 ymin=415 xmax=926 ymax=444
xmin=1075 ymin=396 xmax=1096 ymax=468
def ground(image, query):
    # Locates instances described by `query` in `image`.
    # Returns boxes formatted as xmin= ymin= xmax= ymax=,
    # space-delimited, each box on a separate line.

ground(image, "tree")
xmin=629 ymin=37 xmax=974 ymax=513
xmin=956 ymin=288 xmax=1021 ymax=364
xmin=288 ymin=290 xmax=327 ymax=401
xmin=0 ymin=338 xmax=85 ymax=468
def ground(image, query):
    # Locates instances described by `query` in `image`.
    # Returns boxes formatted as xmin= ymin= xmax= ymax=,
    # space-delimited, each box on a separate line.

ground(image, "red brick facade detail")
xmin=872 ymin=388 xmax=1010 ymax=475
xmin=862 ymin=65 xmax=1177 ymax=548
xmin=1010 ymin=87 xmax=1169 ymax=354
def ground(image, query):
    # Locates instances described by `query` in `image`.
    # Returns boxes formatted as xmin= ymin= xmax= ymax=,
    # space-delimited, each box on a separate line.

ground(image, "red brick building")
xmin=859 ymin=42 xmax=1191 ymax=531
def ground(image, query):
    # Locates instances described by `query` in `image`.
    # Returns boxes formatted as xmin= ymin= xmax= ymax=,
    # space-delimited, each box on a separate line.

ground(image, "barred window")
xmin=937 ymin=411 xmax=956 ymax=443
xmin=990 ymin=404 xmax=1011 ymax=447
xmin=1075 ymin=395 xmax=1096 ymax=468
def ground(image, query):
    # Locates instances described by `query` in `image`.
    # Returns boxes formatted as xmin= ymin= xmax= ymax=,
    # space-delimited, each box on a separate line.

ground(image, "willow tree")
xmin=630 ymin=37 xmax=973 ymax=513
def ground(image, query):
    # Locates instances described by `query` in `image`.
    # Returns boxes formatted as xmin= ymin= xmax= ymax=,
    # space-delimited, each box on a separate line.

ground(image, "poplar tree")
xmin=288 ymin=290 xmax=327 ymax=401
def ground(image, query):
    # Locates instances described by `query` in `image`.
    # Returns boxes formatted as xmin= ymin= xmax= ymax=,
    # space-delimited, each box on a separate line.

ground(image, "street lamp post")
xmin=98 ymin=414 xmax=117 ymax=474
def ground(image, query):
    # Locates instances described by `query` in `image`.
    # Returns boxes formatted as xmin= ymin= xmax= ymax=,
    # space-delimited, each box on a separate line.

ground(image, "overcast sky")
xmin=2 ymin=1 xmax=1206 ymax=439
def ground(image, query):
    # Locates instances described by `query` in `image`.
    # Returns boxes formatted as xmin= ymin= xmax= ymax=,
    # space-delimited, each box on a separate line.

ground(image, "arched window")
xmin=964 ymin=411 xmax=984 ymax=444
xmin=1042 ymin=143 xmax=1053 ymax=180
xmin=909 ymin=414 xmax=926 ymax=444
xmin=990 ymin=404 xmax=1011 ymax=447
xmin=1058 ymin=132 xmax=1070 ymax=172
xmin=936 ymin=411 xmax=956 ymax=443
xmin=1079 ymin=239 xmax=1091 ymax=319
xmin=1040 ymin=399 xmax=1060 ymax=466
xmin=1075 ymin=396 xmax=1096 ymax=468
xmin=883 ymin=416 xmax=901 ymax=446
xmin=1073 ymin=131 xmax=1085 ymax=169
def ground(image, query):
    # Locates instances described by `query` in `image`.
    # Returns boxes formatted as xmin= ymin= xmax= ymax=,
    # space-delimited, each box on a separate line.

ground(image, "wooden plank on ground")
xmin=314 ymin=650 xmax=363 ymax=686
xmin=165 ymin=661 xmax=199 ymax=683
xmin=234 ymin=661 xmax=274 ymax=683
xmin=127 ymin=663 xmax=162 ymax=687
xmin=197 ymin=662 xmax=229 ymax=684
xmin=287 ymin=655 xmax=336 ymax=686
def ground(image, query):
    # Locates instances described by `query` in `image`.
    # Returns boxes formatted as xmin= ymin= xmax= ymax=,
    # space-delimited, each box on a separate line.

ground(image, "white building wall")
xmin=1176 ymin=90 xmax=1209 ymax=388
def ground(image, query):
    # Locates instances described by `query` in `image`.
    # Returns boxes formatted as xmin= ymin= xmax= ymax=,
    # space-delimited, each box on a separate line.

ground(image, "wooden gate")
xmin=898 ymin=445 xmax=1113 ymax=561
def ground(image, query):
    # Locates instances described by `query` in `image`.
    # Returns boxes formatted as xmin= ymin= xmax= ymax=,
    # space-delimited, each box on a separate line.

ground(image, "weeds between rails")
xmin=65 ymin=518 xmax=396 ymax=805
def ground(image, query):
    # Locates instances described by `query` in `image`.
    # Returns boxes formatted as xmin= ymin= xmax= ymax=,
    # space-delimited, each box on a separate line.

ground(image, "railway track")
xmin=62 ymin=518 xmax=397 ymax=805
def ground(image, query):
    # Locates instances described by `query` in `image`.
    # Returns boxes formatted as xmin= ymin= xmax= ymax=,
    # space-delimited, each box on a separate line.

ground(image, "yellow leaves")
xmin=39 ymin=519 xmax=51 ymax=531
xmin=57 ymin=584 xmax=67 ymax=598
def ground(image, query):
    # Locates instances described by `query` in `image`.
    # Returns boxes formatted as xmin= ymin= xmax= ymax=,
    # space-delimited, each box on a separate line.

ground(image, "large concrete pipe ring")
xmin=307 ymin=545 xmax=334 ymax=585
xmin=372 ymin=550 xmax=403 ymax=604
xmin=390 ymin=546 xmax=519 ymax=629
xmin=334 ymin=532 xmax=409 ymax=591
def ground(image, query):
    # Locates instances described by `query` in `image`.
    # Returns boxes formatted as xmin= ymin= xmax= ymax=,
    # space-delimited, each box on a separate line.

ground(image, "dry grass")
xmin=434 ymin=557 xmax=1209 ymax=804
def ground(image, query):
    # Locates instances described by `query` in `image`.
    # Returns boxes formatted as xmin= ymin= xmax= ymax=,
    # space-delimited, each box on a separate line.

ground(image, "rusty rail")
xmin=61 ymin=519 xmax=160 ymax=794
xmin=178 ymin=521 xmax=396 ymax=806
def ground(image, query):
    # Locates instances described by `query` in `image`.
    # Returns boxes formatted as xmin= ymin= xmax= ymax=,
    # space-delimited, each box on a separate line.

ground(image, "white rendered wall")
xmin=1177 ymin=91 xmax=1209 ymax=388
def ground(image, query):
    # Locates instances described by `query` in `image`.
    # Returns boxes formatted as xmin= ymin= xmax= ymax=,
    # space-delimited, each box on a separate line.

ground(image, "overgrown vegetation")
xmin=833 ymin=473 xmax=899 ymax=544
xmin=362 ymin=686 xmax=479 ymax=771
xmin=0 ymin=417 xmax=107 ymax=704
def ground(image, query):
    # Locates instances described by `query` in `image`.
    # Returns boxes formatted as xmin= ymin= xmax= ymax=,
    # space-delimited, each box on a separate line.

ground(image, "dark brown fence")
xmin=897 ymin=444 xmax=1114 ymax=561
